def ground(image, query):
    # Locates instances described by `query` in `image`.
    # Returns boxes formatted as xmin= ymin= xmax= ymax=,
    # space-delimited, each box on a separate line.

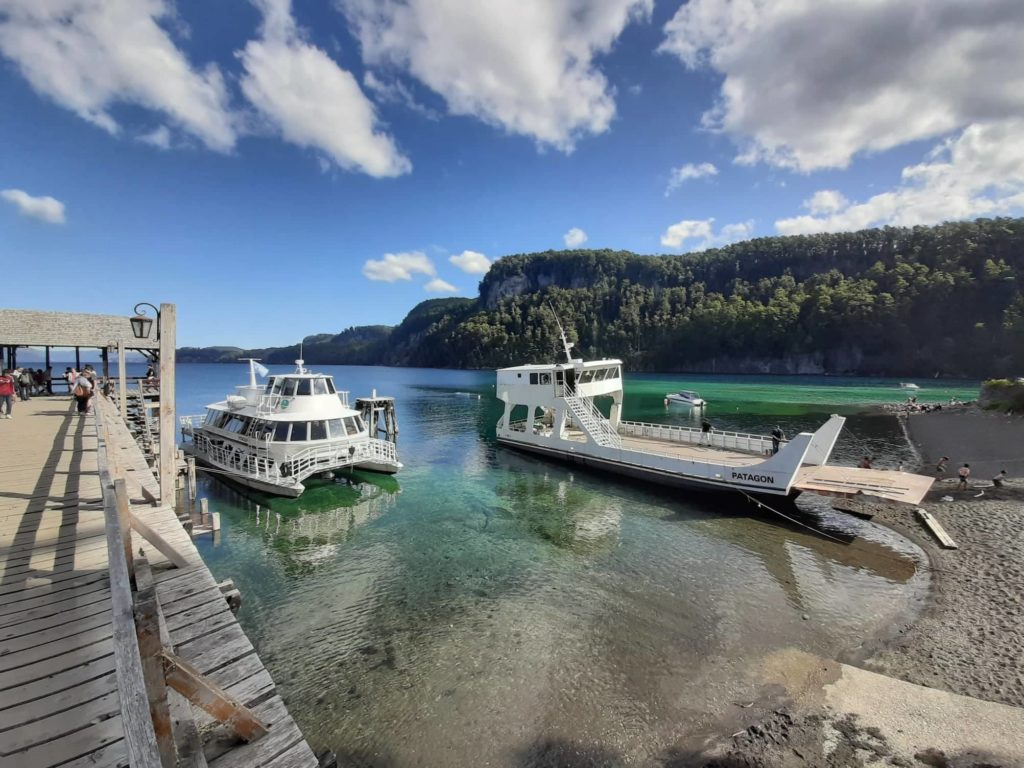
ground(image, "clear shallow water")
xmin=173 ymin=365 xmax=976 ymax=766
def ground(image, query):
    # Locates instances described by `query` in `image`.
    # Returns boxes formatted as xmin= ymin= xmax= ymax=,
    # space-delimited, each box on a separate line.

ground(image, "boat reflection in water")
xmin=198 ymin=470 xmax=401 ymax=573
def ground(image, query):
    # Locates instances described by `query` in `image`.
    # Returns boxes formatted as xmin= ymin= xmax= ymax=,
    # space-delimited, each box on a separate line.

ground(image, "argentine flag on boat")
xmin=253 ymin=361 xmax=270 ymax=378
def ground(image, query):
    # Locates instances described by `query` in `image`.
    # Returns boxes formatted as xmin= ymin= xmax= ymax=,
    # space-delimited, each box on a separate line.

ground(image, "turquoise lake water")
xmin=171 ymin=364 xmax=978 ymax=766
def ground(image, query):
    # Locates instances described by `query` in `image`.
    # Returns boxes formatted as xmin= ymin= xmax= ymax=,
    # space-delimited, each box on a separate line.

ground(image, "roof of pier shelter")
xmin=0 ymin=307 xmax=159 ymax=349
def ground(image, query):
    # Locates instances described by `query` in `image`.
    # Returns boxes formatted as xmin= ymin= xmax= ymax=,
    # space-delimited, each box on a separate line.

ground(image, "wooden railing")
xmin=94 ymin=397 xmax=164 ymax=767
xmin=94 ymin=395 xmax=269 ymax=768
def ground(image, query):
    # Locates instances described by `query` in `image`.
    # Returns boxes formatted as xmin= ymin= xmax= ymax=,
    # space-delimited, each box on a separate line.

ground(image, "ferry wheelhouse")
xmin=495 ymin=348 xmax=932 ymax=506
xmin=181 ymin=360 xmax=400 ymax=497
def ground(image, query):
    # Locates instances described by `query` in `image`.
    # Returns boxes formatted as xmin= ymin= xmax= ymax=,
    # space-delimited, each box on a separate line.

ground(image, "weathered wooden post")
xmin=158 ymin=304 xmax=176 ymax=509
xmin=118 ymin=340 xmax=127 ymax=419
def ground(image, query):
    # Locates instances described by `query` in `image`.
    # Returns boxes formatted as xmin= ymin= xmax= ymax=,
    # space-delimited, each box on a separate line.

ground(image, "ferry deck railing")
xmin=506 ymin=417 xmax=785 ymax=462
xmin=283 ymin=437 xmax=398 ymax=483
xmin=181 ymin=427 xmax=398 ymax=488
xmin=618 ymin=420 xmax=784 ymax=455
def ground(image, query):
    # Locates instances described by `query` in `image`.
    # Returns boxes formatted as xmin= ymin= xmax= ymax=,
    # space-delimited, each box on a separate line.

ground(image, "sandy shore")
xmin=901 ymin=405 xmax=1024 ymax=479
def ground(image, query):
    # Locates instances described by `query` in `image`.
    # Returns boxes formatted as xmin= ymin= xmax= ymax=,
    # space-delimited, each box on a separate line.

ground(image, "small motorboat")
xmin=899 ymin=382 xmax=920 ymax=390
xmin=665 ymin=390 xmax=707 ymax=408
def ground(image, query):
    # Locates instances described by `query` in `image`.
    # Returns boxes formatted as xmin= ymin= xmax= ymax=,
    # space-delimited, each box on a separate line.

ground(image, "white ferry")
xmin=494 ymin=340 xmax=931 ymax=506
xmin=180 ymin=360 xmax=400 ymax=497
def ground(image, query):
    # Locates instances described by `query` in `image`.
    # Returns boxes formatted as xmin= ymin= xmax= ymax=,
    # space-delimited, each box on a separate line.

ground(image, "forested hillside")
xmin=179 ymin=217 xmax=1024 ymax=377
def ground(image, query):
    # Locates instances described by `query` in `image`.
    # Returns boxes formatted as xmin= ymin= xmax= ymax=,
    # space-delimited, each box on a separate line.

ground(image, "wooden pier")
xmin=0 ymin=306 xmax=319 ymax=768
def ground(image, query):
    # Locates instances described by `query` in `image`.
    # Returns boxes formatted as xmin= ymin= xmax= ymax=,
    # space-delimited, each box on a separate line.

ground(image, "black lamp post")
xmin=131 ymin=302 xmax=160 ymax=340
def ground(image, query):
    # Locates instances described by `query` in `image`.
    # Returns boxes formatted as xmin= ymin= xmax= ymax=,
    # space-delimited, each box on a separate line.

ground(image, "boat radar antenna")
xmin=546 ymin=302 xmax=575 ymax=363
xmin=295 ymin=341 xmax=306 ymax=374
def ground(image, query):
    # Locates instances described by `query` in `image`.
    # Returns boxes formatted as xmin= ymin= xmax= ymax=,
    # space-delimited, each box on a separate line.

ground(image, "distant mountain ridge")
xmin=178 ymin=217 xmax=1024 ymax=377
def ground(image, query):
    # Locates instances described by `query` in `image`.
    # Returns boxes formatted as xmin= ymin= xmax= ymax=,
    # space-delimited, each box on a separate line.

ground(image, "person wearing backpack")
xmin=0 ymin=370 xmax=16 ymax=419
xmin=16 ymin=368 xmax=32 ymax=401
xmin=72 ymin=372 xmax=93 ymax=415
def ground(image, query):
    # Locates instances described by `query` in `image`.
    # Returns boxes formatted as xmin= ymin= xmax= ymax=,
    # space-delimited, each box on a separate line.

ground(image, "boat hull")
xmin=187 ymin=449 xmax=304 ymax=497
xmin=496 ymin=435 xmax=795 ymax=500
xmin=355 ymin=459 xmax=401 ymax=475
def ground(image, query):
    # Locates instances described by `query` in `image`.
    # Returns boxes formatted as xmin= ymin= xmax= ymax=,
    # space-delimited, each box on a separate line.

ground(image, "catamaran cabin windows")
xmin=310 ymin=420 xmax=328 ymax=440
xmin=290 ymin=422 xmax=309 ymax=442
xmin=528 ymin=372 xmax=553 ymax=385
xmin=313 ymin=378 xmax=329 ymax=395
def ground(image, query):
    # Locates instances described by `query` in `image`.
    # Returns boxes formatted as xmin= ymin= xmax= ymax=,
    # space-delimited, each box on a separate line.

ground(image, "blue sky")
xmin=2 ymin=0 xmax=1022 ymax=347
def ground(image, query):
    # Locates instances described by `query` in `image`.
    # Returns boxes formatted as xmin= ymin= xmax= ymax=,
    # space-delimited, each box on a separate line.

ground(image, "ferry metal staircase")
xmin=564 ymin=393 xmax=622 ymax=448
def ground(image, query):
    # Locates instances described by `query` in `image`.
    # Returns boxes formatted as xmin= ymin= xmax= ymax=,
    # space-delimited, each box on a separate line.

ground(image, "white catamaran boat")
xmin=180 ymin=359 xmax=401 ymax=497
xmin=494 ymin=336 xmax=932 ymax=506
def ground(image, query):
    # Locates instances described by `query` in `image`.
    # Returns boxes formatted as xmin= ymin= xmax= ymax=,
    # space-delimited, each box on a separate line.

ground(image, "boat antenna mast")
xmin=546 ymin=301 xmax=575 ymax=363
xmin=242 ymin=358 xmax=268 ymax=387
xmin=295 ymin=341 xmax=305 ymax=374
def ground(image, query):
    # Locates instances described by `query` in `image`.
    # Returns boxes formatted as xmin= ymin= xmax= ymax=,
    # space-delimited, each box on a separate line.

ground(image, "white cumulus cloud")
xmin=138 ymin=126 xmax=172 ymax=150
xmin=362 ymin=251 xmax=436 ymax=282
xmin=424 ymin=278 xmax=457 ymax=293
xmin=775 ymin=120 xmax=1024 ymax=235
xmin=340 ymin=0 xmax=652 ymax=151
xmin=1 ymin=189 xmax=66 ymax=224
xmin=448 ymin=250 xmax=491 ymax=275
xmin=239 ymin=0 xmax=411 ymax=177
xmin=661 ymin=217 xmax=753 ymax=251
xmin=665 ymin=162 xmax=718 ymax=195
xmin=803 ymin=190 xmax=848 ymax=216
xmin=563 ymin=227 xmax=588 ymax=248
xmin=0 ymin=0 xmax=235 ymax=151
xmin=660 ymin=0 xmax=1024 ymax=172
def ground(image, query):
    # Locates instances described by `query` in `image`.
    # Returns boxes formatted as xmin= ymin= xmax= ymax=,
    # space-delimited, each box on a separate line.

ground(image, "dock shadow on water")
xmin=177 ymin=365 xmax=932 ymax=768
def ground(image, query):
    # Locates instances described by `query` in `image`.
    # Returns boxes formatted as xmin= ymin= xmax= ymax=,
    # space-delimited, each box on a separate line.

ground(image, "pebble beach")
xmin=868 ymin=407 xmax=1024 ymax=709
xmin=690 ymin=406 xmax=1024 ymax=767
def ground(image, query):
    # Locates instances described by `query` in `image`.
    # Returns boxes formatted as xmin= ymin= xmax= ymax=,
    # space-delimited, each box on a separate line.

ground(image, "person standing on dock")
xmin=0 ymin=370 xmax=15 ymax=419
xmin=700 ymin=418 xmax=713 ymax=445
xmin=771 ymin=425 xmax=784 ymax=454
xmin=16 ymin=368 xmax=32 ymax=401
xmin=957 ymin=463 xmax=971 ymax=489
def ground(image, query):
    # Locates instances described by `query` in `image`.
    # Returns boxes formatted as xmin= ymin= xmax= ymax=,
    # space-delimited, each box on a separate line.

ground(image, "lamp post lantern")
xmin=131 ymin=302 xmax=160 ymax=340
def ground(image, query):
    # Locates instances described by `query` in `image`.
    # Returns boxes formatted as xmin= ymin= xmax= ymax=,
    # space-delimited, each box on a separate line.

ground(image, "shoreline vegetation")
xmin=180 ymin=216 xmax=1024 ymax=379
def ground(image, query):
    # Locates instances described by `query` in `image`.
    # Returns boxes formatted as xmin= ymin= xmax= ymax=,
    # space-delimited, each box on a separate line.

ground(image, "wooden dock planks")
xmin=0 ymin=398 xmax=128 ymax=768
